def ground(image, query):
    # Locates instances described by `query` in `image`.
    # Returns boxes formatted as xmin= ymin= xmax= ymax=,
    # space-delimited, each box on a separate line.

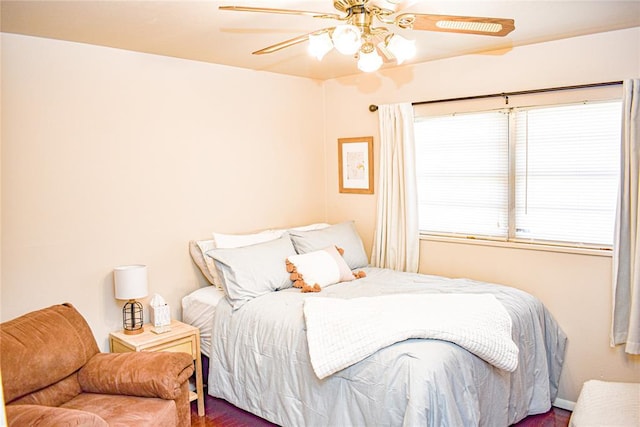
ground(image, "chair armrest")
xmin=5 ymin=404 xmax=109 ymax=427
xmin=77 ymin=352 xmax=194 ymax=400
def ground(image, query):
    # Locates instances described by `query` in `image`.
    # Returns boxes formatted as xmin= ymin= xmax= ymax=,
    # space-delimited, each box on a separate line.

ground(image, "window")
xmin=414 ymin=96 xmax=622 ymax=248
xmin=414 ymin=111 xmax=509 ymax=238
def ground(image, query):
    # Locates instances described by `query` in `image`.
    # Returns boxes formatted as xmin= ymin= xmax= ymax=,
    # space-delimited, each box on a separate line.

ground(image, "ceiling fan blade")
xmin=396 ymin=13 xmax=515 ymax=37
xmin=219 ymin=6 xmax=341 ymax=20
xmin=252 ymin=28 xmax=335 ymax=55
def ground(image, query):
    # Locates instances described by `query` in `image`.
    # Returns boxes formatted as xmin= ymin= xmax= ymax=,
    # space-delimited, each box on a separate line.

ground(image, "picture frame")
xmin=338 ymin=136 xmax=374 ymax=194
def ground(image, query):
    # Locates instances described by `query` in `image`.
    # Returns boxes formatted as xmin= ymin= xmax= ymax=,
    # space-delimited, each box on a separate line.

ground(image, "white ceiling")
xmin=2 ymin=0 xmax=639 ymax=80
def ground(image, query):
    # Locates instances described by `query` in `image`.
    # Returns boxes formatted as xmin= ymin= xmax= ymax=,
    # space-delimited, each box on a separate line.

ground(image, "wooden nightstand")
xmin=109 ymin=320 xmax=205 ymax=416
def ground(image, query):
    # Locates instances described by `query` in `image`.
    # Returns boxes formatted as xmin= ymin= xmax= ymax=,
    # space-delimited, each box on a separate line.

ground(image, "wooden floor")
xmin=190 ymin=394 xmax=571 ymax=427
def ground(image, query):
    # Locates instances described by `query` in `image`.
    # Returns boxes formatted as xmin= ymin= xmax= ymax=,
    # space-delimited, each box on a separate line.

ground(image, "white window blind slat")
xmin=414 ymin=98 xmax=622 ymax=248
xmin=415 ymin=111 xmax=509 ymax=238
xmin=514 ymin=102 xmax=621 ymax=245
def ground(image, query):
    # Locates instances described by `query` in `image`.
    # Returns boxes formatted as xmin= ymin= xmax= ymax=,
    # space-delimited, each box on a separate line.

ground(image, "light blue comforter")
xmin=207 ymin=267 xmax=567 ymax=426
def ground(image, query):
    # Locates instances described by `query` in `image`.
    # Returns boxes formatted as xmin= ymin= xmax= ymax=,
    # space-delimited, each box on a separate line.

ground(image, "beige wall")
xmin=1 ymin=34 xmax=326 ymax=349
xmin=323 ymin=27 xmax=640 ymax=403
xmin=2 ymin=26 xmax=639 ymax=408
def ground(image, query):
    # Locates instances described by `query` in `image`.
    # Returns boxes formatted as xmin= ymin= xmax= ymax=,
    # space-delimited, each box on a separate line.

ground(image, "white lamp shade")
xmin=308 ymin=32 xmax=333 ymax=60
xmin=332 ymin=25 xmax=361 ymax=55
xmin=114 ymin=265 xmax=148 ymax=300
xmin=386 ymin=34 xmax=416 ymax=64
xmin=357 ymin=49 xmax=383 ymax=72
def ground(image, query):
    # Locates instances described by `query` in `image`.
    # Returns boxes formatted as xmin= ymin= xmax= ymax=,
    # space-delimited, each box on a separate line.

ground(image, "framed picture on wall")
xmin=338 ymin=136 xmax=374 ymax=194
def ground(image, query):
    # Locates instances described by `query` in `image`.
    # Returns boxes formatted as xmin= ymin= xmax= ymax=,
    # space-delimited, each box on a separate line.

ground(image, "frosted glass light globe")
xmin=332 ymin=25 xmax=362 ymax=55
xmin=386 ymin=34 xmax=416 ymax=64
xmin=308 ymin=32 xmax=333 ymax=60
xmin=357 ymin=50 xmax=383 ymax=72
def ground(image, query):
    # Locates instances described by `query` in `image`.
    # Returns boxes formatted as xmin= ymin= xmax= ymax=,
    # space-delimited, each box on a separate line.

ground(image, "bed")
xmin=184 ymin=221 xmax=567 ymax=426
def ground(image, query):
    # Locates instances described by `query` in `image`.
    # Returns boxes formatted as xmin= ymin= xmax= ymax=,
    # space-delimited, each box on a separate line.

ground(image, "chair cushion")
xmin=61 ymin=393 xmax=178 ymax=427
xmin=78 ymin=352 xmax=194 ymax=399
xmin=0 ymin=303 xmax=100 ymax=403
xmin=5 ymin=404 xmax=108 ymax=427
xmin=8 ymin=374 xmax=82 ymax=407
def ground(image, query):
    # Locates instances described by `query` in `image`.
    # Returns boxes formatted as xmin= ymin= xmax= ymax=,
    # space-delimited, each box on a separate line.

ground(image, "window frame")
xmin=413 ymin=86 xmax=622 ymax=255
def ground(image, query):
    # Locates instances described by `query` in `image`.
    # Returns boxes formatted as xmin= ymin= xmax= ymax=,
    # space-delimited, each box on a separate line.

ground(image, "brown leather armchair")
xmin=1 ymin=303 xmax=194 ymax=427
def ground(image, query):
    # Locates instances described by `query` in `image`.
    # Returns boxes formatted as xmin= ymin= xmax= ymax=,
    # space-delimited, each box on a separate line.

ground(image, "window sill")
xmin=419 ymin=234 xmax=613 ymax=257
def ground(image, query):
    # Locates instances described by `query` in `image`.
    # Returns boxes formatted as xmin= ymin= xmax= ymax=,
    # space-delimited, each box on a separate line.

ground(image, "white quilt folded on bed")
xmin=304 ymin=293 xmax=519 ymax=379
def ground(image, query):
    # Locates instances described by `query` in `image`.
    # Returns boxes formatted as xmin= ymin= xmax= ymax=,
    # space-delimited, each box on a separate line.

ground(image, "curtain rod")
xmin=367 ymin=80 xmax=623 ymax=112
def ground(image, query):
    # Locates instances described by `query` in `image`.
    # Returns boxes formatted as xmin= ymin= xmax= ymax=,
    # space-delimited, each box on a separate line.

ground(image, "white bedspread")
xmin=304 ymin=293 xmax=519 ymax=379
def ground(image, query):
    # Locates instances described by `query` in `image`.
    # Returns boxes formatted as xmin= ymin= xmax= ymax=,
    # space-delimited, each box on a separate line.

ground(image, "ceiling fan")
xmin=220 ymin=0 xmax=515 ymax=72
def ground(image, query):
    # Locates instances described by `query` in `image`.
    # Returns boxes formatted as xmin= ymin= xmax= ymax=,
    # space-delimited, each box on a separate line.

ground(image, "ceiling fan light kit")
xmin=332 ymin=24 xmax=362 ymax=55
xmin=220 ymin=1 xmax=515 ymax=73
xmin=384 ymin=34 xmax=416 ymax=65
xmin=308 ymin=32 xmax=334 ymax=60
xmin=357 ymin=48 xmax=384 ymax=72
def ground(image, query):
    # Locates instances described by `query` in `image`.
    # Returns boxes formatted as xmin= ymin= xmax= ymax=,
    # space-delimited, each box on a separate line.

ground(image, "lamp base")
xmin=122 ymin=300 xmax=144 ymax=335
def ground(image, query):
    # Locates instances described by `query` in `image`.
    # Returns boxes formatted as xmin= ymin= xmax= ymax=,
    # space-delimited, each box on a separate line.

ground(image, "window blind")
xmin=414 ymin=111 xmax=509 ymax=238
xmin=413 ymin=85 xmax=622 ymax=248
xmin=513 ymin=101 xmax=622 ymax=246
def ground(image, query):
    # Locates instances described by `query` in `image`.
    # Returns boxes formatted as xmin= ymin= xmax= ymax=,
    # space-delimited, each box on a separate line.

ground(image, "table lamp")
xmin=113 ymin=264 xmax=148 ymax=335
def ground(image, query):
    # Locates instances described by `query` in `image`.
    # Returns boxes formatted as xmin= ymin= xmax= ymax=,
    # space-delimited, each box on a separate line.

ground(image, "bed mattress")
xmin=206 ymin=267 xmax=567 ymax=426
xmin=181 ymin=286 xmax=225 ymax=357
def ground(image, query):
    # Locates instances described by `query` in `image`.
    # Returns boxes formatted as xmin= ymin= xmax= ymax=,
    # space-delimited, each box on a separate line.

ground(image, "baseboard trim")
xmin=553 ymin=398 xmax=576 ymax=411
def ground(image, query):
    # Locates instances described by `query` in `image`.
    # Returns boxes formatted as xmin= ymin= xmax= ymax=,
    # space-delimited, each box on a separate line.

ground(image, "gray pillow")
xmin=288 ymin=221 xmax=368 ymax=269
xmin=205 ymin=233 xmax=296 ymax=310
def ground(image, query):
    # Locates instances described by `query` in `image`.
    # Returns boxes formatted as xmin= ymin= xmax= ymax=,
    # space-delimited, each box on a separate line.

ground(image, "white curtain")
xmin=371 ymin=103 xmax=419 ymax=272
xmin=611 ymin=78 xmax=640 ymax=354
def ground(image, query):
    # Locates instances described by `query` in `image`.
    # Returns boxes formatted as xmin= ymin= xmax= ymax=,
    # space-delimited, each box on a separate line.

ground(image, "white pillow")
xmin=212 ymin=223 xmax=328 ymax=248
xmin=213 ymin=229 xmax=284 ymax=248
xmin=289 ymin=223 xmax=330 ymax=232
xmin=205 ymin=233 xmax=297 ymax=310
xmin=287 ymin=246 xmax=355 ymax=288
xmin=189 ymin=239 xmax=218 ymax=286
